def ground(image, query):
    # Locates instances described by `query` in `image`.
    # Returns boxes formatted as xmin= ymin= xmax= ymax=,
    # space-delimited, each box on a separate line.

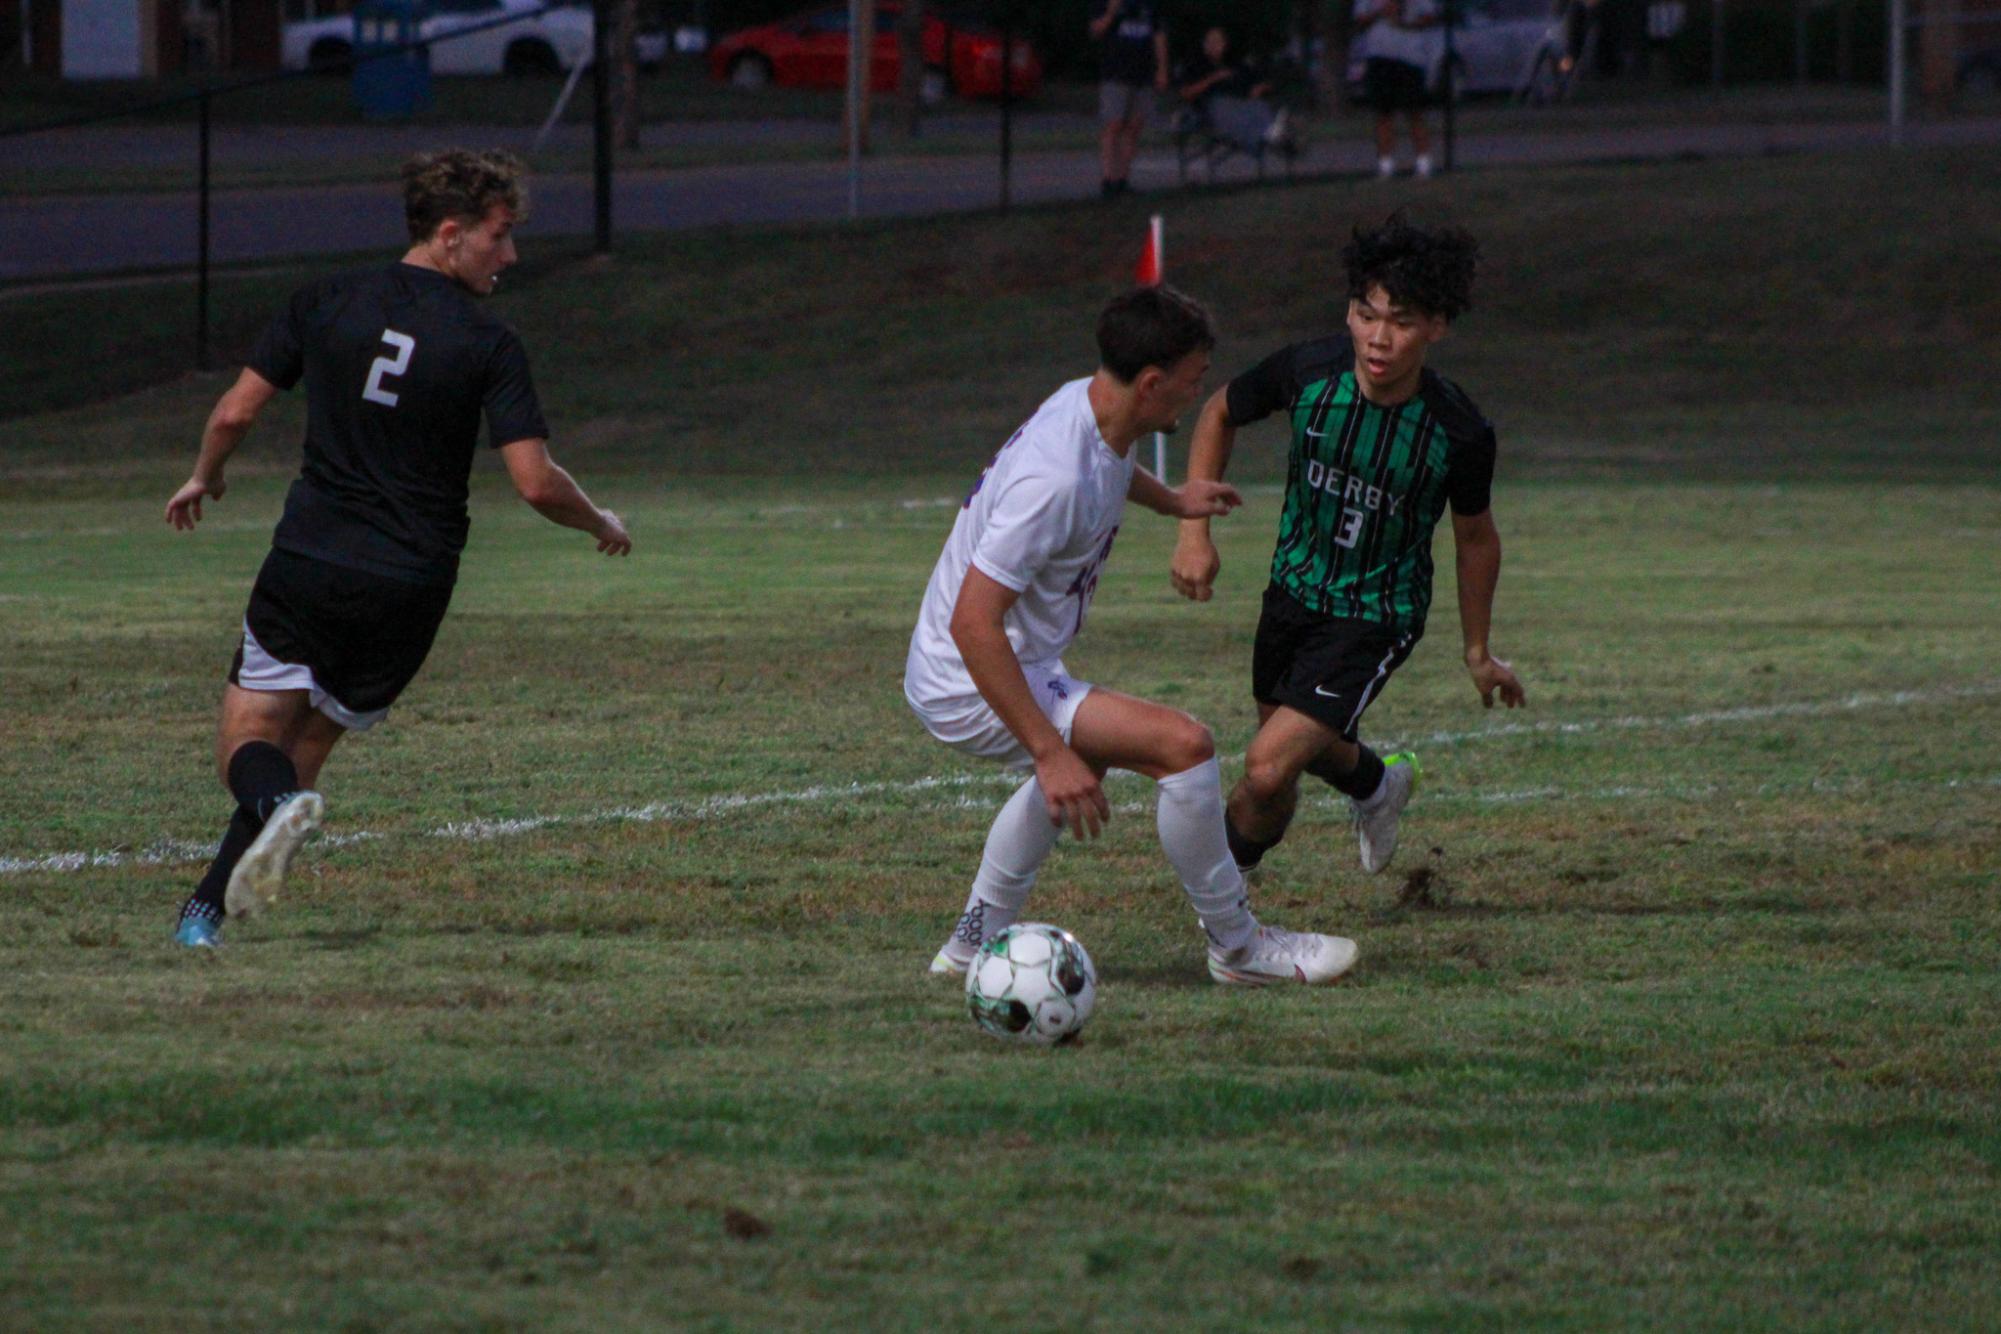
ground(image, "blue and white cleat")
xmin=174 ymin=899 xmax=224 ymax=948
xmin=224 ymin=790 xmax=325 ymax=917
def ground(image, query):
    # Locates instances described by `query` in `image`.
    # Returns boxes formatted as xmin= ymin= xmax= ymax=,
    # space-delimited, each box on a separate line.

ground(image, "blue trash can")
xmin=352 ymin=0 xmax=432 ymax=121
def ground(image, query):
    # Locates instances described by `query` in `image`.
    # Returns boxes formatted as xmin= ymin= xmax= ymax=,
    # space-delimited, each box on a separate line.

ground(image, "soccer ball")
xmin=965 ymin=923 xmax=1097 ymax=1045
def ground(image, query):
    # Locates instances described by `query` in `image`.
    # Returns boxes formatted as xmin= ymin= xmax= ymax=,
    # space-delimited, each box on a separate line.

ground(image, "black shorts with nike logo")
xmin=1250 ymin=584 xmax=1420 ymax=741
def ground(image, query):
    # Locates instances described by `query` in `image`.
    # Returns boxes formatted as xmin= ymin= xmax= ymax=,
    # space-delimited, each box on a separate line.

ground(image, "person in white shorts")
xmin=905 ymin=286 xmax=1359 ymax=987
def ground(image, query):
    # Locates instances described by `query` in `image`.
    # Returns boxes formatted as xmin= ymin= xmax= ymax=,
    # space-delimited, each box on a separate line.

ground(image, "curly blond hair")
xmin=401 ymin=149 xmax=527 ymax=242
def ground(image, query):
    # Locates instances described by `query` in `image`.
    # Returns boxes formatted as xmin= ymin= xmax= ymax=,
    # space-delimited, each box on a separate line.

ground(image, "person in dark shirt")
xmin=1088 ymin=0 xmax=1168 ymax=197
xmin=1170 ymin=217 xmax=1526 ymax=892
xmin=164 ymin=149 xmax=631 ymax=948
xmin=1174 ymin=26 xmax=1290 ymax=155
xmin=1177 ymin=26 xmax=1271 ymax=106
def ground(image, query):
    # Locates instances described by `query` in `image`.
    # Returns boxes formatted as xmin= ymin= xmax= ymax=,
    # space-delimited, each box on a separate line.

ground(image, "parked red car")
xmin=708 ymin=3 xmax=1042 ymax=101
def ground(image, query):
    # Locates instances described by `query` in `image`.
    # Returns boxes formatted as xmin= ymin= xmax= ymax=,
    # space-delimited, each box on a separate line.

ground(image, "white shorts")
xmin=234 ymin=622 xmax=390 ymax=733
xmin=907 ymin=661 xmax=1093 ymax=770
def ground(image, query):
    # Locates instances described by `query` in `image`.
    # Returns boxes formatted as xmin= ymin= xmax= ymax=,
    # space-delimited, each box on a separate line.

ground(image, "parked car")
xmin=283 ymin=0 xmax=667 ymax=77
xmin=707 ymin=2 xmax=1042 ymax=102
xmin=1346 ymin=0 xmax=1568 ymax=102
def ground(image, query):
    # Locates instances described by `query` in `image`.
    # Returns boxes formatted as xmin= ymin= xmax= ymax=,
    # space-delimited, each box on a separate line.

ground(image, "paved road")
xmin=4 ymin=114 xmax=1997 ymax=282
xmin=0 ymin=110 xmax=1090 ymax=170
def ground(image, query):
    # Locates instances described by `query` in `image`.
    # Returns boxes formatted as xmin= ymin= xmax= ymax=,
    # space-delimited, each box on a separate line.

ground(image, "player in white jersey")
xmin=906 ymin=287 xmax=1359 ymax=987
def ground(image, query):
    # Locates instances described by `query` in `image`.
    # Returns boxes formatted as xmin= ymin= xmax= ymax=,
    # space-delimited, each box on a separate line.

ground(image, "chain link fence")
xmin=0 ymin=0 xmax=1991 ymax=388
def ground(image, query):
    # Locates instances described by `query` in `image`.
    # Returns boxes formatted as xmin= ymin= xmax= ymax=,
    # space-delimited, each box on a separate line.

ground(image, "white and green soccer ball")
xmin=965 ymin=923 xmax=1098 ymax=1045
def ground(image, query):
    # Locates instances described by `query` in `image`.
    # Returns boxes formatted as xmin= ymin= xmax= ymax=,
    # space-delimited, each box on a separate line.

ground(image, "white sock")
xmin=1156 ymin=758 xmax=1258 ymax=953
xmin=1414 ymin=153 xmax=1434 ymax=177
xmin=1377 ymin=155 xmax=1396 ymax=177
xmin=943 ymin=776 xmax=1060 ymax=962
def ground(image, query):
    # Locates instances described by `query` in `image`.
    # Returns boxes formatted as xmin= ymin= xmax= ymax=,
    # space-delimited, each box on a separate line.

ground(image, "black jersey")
xmin=1092 ymin=0 xmax=1161 ymax=84
xmin=247 ymin=262 xmax=549 ymax=588
xmin=1226 ymin=336 xmax=1496 ymax=634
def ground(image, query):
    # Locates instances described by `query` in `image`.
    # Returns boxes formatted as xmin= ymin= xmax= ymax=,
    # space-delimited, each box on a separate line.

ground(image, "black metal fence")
xmin=0 ymin=0 xmax=618 ymax=369
xmin=1 ymin=0 xmax=1984 ymax=380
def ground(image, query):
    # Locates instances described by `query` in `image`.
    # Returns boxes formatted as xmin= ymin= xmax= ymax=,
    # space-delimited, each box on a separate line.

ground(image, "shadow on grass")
xmin=300 ymin=925 xmax=384 ymax=951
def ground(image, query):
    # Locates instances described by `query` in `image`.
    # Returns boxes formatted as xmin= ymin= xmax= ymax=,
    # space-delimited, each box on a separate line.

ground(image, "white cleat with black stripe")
xmin=224 ymin=791 xmax=325 ymax=918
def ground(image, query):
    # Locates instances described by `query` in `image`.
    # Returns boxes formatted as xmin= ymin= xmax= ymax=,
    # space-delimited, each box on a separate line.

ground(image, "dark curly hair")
xmin=1341 ymin=214 xmax=1479 ymax=321
xmin=401 ymin=148 xmax=527 ymax=242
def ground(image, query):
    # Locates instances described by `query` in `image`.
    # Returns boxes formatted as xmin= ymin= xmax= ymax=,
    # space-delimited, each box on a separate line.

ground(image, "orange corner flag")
xmin=1135 ymin=214 xmax=1164 ymax=287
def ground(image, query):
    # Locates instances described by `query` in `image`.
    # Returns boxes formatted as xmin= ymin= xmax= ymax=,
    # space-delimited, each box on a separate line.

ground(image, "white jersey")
xmin=1354 ymin=0 xmax=1443 ymax=68
xmin=905 ymin=378 xmax=1135 ymax=709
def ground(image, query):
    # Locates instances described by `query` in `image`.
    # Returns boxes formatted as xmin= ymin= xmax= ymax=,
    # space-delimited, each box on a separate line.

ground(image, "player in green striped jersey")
xmin=1171 ymin=216 xmax=1526 ymax=880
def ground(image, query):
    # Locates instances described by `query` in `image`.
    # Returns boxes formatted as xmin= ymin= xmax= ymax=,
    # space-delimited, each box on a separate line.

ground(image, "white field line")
xmin=0 ymin=776 xmax=1006 ymax=876
xmin=1383 ymin=681 xmax=2001 ymax=753
xmin=3 ymin=489 xmax=1297 ymax=544
xmin=4 ymin=685 xmax=1997 ymax=878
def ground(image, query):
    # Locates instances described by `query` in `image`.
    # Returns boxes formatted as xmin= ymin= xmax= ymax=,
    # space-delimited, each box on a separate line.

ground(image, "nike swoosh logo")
xmin=1304 ymin=429 xmax=1329 ymax=438
xmin=1314 ymin=686 xmax=1344 ymax=700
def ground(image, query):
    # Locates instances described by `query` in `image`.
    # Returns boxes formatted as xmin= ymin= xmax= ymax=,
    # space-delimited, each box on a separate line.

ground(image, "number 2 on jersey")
xmin=362 ymin=330 xmax=416 ymax=407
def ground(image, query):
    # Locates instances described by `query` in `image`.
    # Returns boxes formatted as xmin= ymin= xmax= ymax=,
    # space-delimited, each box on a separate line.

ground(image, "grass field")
xmin=2 ymin=148 xmax=1997 ymax=1328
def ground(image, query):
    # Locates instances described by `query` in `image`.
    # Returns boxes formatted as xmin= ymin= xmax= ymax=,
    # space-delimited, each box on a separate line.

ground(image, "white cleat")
xmin=928 ymin=945 xmax=971 ymax=977
xmin=1208 ymin=926 xmax=1358 ymax=987
xmin=1354 ymin=753 xmax=1420 ymax=874
xmin=224 ymin=791 xmax=324 ymax=918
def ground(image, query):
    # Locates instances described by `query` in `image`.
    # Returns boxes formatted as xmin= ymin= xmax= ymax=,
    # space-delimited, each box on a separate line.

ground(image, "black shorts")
xmin=1251 ymin=584 xmax=1419 ymax=741
xmin=1363 ymin=57 xmax=1431 ymax=114
xmin=228 ymin=547 xmax=453 ymax=726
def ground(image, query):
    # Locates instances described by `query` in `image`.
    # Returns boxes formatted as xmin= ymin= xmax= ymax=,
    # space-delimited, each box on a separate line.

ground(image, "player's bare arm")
xmin=1087 ymin=0 xmax=1120 ymax=41
xmin=1169 ymin=386 xmax=1241 ymax=602
xmin=166 ymin=368 xmax=281 ymax=530
xmin=949 ymin=567 xmax=1110 ymax=839
xmin=498 ymin=438 xmax=632 ymax=556
xmin=1451 ymin=507 xmax=1524 ymax=709
xmin=1128 ymin=465 xmax=1241 ymax=521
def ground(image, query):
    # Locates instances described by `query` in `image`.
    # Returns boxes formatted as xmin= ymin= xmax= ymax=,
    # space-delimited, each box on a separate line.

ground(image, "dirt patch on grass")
xmin=1396 ymin=857 xmax=1452 ymax=911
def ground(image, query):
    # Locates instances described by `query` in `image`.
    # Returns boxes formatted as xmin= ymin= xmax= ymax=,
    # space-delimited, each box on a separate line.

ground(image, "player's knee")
xmin=1160 ymin=718 xmax=1215 ymax=774
xmin=1240 ymin=752 xmax=1298 ymax=807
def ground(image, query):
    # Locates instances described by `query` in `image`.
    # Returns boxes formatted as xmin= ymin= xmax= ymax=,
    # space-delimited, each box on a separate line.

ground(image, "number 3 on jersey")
xmin=362 ymin=329 xmax=415 ymax=407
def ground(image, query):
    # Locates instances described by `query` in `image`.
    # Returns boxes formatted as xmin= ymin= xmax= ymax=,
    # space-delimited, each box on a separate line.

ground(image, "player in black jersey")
xmin=1170 ymin=216 xmax=1525 ymax=886
xmin=164 ymin=149 xmax=632 ymax=948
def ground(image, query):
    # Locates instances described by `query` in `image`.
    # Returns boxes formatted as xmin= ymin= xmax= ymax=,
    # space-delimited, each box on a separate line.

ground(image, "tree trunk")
xmin=897 ymin=0 xmax=927 ymax=137
xmin=613 ymin=0 xmax=640 ymax=151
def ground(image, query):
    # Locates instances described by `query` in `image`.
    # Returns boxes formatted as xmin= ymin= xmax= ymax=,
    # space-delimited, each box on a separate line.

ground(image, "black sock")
xmin=1225 ymin=816 xmax=1281 ymax=870
xmin=1314 ymin=744 xmax=1386 ymax=802
xmin=188 ymin=807 xmax=260 ymax=914
xmin=228 ymin=740 xmax=300 ymax=824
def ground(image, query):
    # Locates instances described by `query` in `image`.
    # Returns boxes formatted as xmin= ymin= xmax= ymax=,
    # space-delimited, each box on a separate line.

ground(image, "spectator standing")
xmin=1353 ymin=0 xmax=1444 ymax=177
xmin=1089 ymin=0 xmax=1169 ymax=197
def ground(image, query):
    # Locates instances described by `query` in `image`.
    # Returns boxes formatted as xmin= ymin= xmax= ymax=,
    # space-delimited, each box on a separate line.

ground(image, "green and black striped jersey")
xmin=1225 ymin=336 xmax=1497 ymax=634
